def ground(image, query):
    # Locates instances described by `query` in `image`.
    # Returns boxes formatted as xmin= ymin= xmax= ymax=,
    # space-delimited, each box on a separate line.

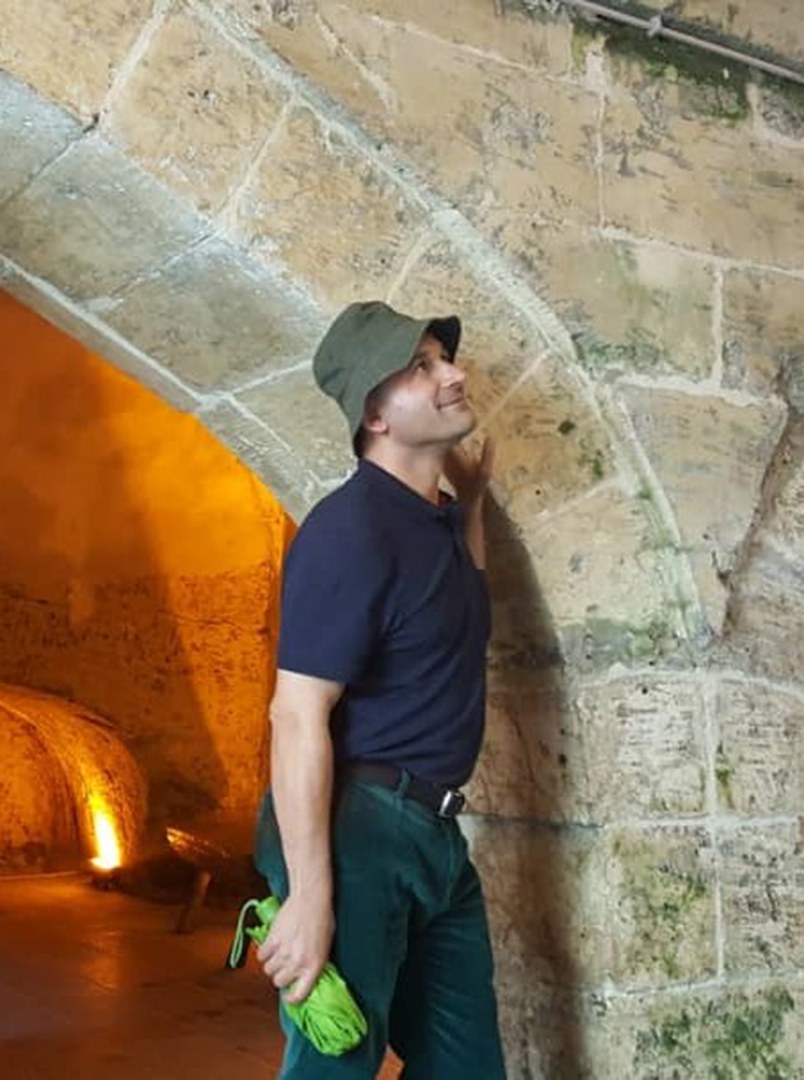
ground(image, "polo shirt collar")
xmin=357 ymin=458 xmax=461 ymax=524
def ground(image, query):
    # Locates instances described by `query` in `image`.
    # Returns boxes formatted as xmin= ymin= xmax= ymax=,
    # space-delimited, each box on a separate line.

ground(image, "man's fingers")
xmin=256 ymin=938 xmax=277 ymax=964
xmin=284 ymin=969 xmax=318 ymax=1005
xmin=479 ymin=436 xmax=495 ymax=481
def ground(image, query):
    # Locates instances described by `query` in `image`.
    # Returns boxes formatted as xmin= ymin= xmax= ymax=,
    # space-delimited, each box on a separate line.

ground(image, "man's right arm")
xmin=256 ymin=668 xmax=343 ymax=1004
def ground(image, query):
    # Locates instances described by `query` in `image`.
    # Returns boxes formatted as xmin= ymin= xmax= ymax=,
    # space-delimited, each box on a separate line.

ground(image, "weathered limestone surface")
xmin=721 ymin=539 xmax=804 ymax=682
xmin=0 ymin=0 xmax=152 ymax=122
xmin=229 ymin=104 xmax=429 ymax=308
xmin=715 ymin=680 xmax=802 ymax=816
xmin=238 ymin=366 xmax=355 ymax=485
xmin=591 ymin=982 xmax=802 ymax=1079
xmin=602 ymin=64 xmax=804 ymax=267
xmin=723 ymin=268 xmax=804 ymax=398
xmin=197 ymin=399 xmax=327 ymax=523
xmin=217 ymin=0 xmax=600 ymax=227
xmin=492 ymin=221 xmax=715 ymax=380
xmin=104 ymin=237 xmax=324 ymax=391
xmin=1 ymin=0 xmax=803 ymax=1074
xmin=0 ymin=135 xmax=207 ymax=302
xmin=0 ymin=71 xmax=82 ymax=206
xmin=618 ymin=383 xmax=788 ymax=634
xmin=489 ymin=356 xmax=613 ymax=521
xmin=608 ymin=824 xmax=717 ymax=986
xmin=719 ymin=821 xmax=804 ymax=976
xmin=214 ymin=0 xmax=575 ymax=78
xmin=574 ymin=676 xmax=707 ymax=821
xmin=105 ymin=8 xmax=289 ymax=216
xmin=524 ymin=484 xmax=675 ymax=659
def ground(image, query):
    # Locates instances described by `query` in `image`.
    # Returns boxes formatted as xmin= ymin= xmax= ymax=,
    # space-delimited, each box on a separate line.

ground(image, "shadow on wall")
xmin=471 ymin=498 xmax=588 ymax=1077
xmin=0 ymin=290 xmax=289 ymax=865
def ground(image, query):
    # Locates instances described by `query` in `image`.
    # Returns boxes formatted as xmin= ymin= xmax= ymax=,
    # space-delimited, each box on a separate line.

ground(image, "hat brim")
xmin=426 ymin=316 xmax=461 ymax=361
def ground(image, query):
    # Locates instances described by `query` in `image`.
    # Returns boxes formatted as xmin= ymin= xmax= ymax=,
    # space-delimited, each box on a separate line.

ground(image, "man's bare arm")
xmin=256 ymin=668 xmax=343 ymax=1004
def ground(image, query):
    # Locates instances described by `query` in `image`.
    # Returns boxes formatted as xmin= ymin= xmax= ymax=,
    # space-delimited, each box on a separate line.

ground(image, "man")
xmin=254 ymin=301 xmax=506 ymax=1079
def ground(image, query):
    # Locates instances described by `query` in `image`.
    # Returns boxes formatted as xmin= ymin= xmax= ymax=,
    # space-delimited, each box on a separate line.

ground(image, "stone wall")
xmin=0 ymin=1 xmax=802 ymax=1075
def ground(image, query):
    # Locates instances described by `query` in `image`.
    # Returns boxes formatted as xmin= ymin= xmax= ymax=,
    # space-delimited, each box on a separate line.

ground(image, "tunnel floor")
xmin=0 ymin=873 xmax=400 ymax=1078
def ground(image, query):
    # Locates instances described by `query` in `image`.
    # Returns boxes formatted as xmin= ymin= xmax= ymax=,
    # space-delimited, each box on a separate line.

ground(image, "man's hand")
xmin=256 ymin=891 xmax=335 ymax=1005
xmin=444 ymin=436 xmax=495 ymax=509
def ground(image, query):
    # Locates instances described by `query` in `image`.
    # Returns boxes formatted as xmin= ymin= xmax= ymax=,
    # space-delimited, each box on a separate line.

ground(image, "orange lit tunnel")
xmin=0 ymin=289 xmax=294 ymax=874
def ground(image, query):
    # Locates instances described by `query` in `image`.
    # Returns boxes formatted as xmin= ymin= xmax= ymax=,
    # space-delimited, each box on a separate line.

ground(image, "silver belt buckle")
xmin=438 ymin=789 xmax=465 ymax=817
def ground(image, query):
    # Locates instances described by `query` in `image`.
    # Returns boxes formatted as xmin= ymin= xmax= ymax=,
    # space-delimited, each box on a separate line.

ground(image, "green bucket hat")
xmin=313 ymin=301 xmax=461 ymax=449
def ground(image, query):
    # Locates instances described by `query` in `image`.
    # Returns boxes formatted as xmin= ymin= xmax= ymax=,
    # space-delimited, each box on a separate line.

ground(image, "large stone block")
xmin=0 ymin=73 xmax=81 ymax=207
xmin=0 ymin=0 xmax=152 ymax=122
xmin=104 ymin=236 xmax=324 ymax=391
xmin=617 ymin=384 xmax=788 ymax=634
xmin=524 ymin=484 xmax=677 ymax=666
xmin=215 ymin=0 xmax=599 ymax=226
xmin=591 ymin=981 xmax=801 ymax=1079
xmin=489 ymin=354 xmax=613 ymax=522
xmin=722 ymin=268 xmax=804 ymax=399
xmin=212 ymin=0 xmax=575 ymax=98
xmin=488 ymin=220 xmax=715 ymax=380
xmin=467 ymin=684 xmax=582 ymax=821
xmin=766 ymin=452 xmax=804 ymax=555
xmin=485 ymin=498 xmax=565 ymax=682
xmin=198 ymin=399 xmax=326 ymax=522
xmin=237 ymin=365 xmax=355 ymax=485
xmin=720 ymin=538 xmax=804 ymax=682
xmin=719 ymin=820 xmax=804 ymax=975
xmin=467 ymin=818 xmax=716 ymax=995
xmin=0 ymin=134 xmax=206 ymax=302
xmin=574 ymin=675 xmax=707 ymax=821
xmin=608 ymin=825 xmax=717 ymax=986
xmin=105 ymin=8 xmax=288 ymax=217
xmin=500 ymin=985 xmax=596 ymax=1080
xmin=602 ymin=70 xmax=804 ymax=267
xmin=465 ymin=816 xmax=612 ymax=990
xmin=714 ymin=678 xmax=802 ymax=816
xmin=230 ymin=105 xmax=428 ymax=308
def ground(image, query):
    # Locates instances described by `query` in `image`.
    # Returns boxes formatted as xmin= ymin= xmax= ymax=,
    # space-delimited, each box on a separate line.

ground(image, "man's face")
xmin=368 ymin=332 xmax=476 ymax=449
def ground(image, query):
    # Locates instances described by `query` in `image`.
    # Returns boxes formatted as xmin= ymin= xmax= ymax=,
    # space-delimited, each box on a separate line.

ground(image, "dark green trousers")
xmin=255 ymin=776 xmax=507 ymax=1079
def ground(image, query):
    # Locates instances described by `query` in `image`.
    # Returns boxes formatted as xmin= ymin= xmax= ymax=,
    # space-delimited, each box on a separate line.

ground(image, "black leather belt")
xmin=341 ymin=761 xmax=466 ymax=818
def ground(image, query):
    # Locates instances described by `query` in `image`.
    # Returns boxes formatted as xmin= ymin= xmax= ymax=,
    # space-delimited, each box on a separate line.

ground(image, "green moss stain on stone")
xmin=603 ymin=23 xmax=750 ymax=122
xmin=570 ymin=19 xmax=605 ymax=75
xmin=573 ymin=331 xmax=665 ymax=376
xmin=562 ymin=613 xmax=679 ymax=670
xmin=634 ymin=988 xmax=796 ymax=1078
xmin=715 ymin=742 xmax=735 ymax=809
xmin=759 ymin=76 xmax=804 ymax=140
xmin=624 ymin=857 xmax=709 ymax=979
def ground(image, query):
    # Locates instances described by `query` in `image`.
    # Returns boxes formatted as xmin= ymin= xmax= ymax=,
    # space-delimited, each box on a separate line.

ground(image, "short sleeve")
xmin=277 ymin=519 xmax=390 ymax=684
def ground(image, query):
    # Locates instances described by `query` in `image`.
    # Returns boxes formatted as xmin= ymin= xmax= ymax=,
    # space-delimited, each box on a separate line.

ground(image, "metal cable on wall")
xmin=524 ymin=0 xmax=804 ymax=86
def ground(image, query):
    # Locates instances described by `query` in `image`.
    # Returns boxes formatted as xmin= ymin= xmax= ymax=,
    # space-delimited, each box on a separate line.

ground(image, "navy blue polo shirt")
xmin=277 ymin=459 xmax=491 ymax=787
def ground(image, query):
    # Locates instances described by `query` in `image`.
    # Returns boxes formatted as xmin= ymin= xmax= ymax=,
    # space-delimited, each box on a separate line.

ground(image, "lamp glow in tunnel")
xmin=90 ymin=800 xmax=123 ymax=871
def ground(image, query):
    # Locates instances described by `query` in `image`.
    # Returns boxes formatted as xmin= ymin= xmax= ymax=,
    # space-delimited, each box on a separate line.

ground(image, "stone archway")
xmin=2 ymin=2 xmax=803 ymax=1073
